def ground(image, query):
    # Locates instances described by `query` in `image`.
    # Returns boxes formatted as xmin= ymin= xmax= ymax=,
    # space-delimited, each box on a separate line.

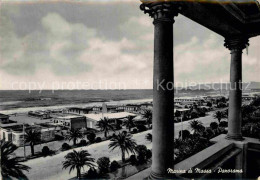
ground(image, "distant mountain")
xmin=185 ymin=82 xmax=260 ymax=90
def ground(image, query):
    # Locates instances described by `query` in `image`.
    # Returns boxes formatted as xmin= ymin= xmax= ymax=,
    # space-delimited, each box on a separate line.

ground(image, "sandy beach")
xmin=0 ymin=98 xmax=152 ymax=115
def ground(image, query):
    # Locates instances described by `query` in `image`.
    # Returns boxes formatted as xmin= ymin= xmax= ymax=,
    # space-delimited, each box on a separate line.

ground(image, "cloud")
xmin=174 ymin=34 xmax=260 ymax=84
xmin=0 ymin=12 xmax=96 ymax=76
xmin=0 ymin=2 xmax=259 ymax=90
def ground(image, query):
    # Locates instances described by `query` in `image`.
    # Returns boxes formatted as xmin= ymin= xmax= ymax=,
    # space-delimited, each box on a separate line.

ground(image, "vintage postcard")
xmin=0 ymin=0 xmax=260 ymax=179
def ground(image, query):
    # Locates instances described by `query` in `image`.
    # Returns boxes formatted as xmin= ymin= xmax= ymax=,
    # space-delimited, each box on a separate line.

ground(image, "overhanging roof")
xmin=178 ymin=0 xmax=260 ymax=38
xmin=141 ymin=0 xmax=260 ymax=38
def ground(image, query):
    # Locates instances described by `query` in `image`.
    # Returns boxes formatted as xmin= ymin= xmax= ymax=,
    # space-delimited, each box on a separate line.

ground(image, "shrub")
xmin=137 ymin=125 xmax=147 ymax=132
xmin=219 ymin=121 xmax=228 ymax=128
xmin=129 ymin=155 xmax=137 ymax=165
xmin=190 ymin=112 xmax=199 ymax=119
xmin=87 ymin=132 xmax=96 ymax=143
xmin=97 ymin=157 xmax=110 ymax=174
xmin=87 ymin=167 xmax=99 ymax=179
xmin=217 ymin=102 xmax=227 ymax=108
xmin=79 ymin=139 xmax=88 ymax=146
xmin=206 ymin=102 xmax=212 ymax=107
xmin=178 ymin=130 xmax=190 ymax=140
xmin=146 ymin=133 xmax=152 ymax=142
xmin=135 ymin=145 xmax=148 ymax=164
xmin=132 ymin=128 xmax=138 ymax=134
xmin=210 ymin=122 xmax=219 ymax=130
xmin=115 ymin=124 xmax=122 ymax=130
xmin=110 ymin=161 xmax=121 ymax=172
xmin=205 ymin=128 xmax=215 ymax=139
xmin=61 ymin=143 xmax=71 ymax=151
xmin=95 ymin=137 xmax=102 ymax=143
xmin=146 ymin=149 xmax=152 ymax=159
xmin=42 ymin=146 xmax=51 ymax=156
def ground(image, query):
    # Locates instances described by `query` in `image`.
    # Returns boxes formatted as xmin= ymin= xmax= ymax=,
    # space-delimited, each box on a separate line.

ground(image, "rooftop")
xmin=10 ymin=114 xmax=52 ymax=124
xmin=84 ymin=112 xmax=136 ymax=121
xmin=55 ymin=114 xmax=85 ymax=119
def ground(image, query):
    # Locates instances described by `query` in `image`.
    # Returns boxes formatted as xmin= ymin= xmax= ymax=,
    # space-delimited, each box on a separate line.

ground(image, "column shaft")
xmin=227 ymin=50 xmax=243 ymax=140
xmin=151 ymin=20 xmax=174 ymax=178
xmin=224 ymin=37 xmax=249 ymax=141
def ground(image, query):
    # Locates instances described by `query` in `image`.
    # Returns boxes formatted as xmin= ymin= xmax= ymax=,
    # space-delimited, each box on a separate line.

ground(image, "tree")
xmin=123 ymin=116 xmax=136 ymax=132
xmin=145 ymin=133 xmax=152 ymax=142
xmin=97 ymin=157 xmax=110 ymax=174
xmin=189 ymin=120 xmax=204 ymax=134
xmin=213 ymin=111 xmax=227 ymax=123
xmin=142 ymin=109 xmax=152 ymax=128
xmin=24 ymin=128 xmax=41 ymax=156
xmin=96 ymin=117 xmax=114 ymax=138
xmin=63 ymin=150 xmax=95 ymax=179
xmin=66 ymin=128 xmax=84 ymax=146
xmin=109 ymin=132 xmax=137 ymax=162
xmin=1 ymin=141 xmax=30 ymax=179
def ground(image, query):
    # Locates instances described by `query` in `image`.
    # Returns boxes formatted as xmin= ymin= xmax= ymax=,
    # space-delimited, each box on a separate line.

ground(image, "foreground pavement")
xmin=23 ymin=112 xmax=218 ymax=180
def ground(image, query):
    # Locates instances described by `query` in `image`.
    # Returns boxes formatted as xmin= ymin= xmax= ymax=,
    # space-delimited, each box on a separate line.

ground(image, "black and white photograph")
xmin=0 ymin=0 xmax=260 ymax=179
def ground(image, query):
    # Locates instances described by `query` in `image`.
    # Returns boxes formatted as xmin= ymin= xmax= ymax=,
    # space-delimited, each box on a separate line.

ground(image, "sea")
xmin=0 ymin=89 xmax=216 ymax=113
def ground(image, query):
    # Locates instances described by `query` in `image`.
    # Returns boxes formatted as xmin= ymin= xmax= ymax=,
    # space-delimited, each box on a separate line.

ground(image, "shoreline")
xmin=0 ymin=98 xmax=153 ymax=115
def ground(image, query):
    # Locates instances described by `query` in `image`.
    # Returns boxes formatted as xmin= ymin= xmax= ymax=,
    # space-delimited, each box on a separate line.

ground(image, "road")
xmin=22 ymin=111 xmax=219 ymax=180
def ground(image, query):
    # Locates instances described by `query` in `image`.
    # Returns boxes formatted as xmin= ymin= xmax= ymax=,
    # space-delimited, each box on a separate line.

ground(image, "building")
xmin=0 ymin=123 xmax=56 ymax=146
xmin=51 ymin=114 xmax=87 ymax=130
xmin=140 ymin=102 xmax=153 ymax=109
xmin=67 ymin=107 xmax=92 ymax=115
xmin=83 ymin=112 xmax=136 ymax=129
xmin=28 ymin=111 xmax=50 ymax=119
xmin=116 ymin=104 xmax=141 ymax=112
xmin=92 ymin=106 xmax=102 ymax=113
xmin=242 ymin=94 xmax=255 ymax=101
xmin=0 ymin=113 xmax=10 ymax=123
xmin=174 ymin=97 xmax=204 ymax=105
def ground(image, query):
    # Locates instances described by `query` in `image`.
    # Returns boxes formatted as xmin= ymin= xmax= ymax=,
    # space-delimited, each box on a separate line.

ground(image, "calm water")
xmin=0 ymin=89 xmax=215 ymax=110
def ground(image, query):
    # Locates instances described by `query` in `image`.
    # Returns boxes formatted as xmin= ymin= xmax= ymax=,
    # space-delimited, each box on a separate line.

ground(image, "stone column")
xmin=224 ymin=37 xmax=249 ymax=141
xmin=140 ymin=2 xmax=180 ymax=179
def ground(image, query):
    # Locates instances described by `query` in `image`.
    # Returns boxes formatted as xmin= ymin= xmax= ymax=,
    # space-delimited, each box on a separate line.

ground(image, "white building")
xmin=83 ymin=112 xmax=136 ymax=129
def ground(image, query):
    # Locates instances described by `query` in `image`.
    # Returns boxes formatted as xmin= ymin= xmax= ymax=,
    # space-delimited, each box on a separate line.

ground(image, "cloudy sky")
xmin=0 ymin=0 xmax=259 ymax=90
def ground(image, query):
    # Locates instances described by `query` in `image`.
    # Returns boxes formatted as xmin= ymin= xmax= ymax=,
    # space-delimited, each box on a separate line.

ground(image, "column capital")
xmin=224 ymin=37 xmax=249 ymax=52
xmin=140 ymin=2 xmax=181 ymax=24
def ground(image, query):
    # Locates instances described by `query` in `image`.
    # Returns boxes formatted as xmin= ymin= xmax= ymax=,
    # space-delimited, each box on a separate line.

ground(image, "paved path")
xmin=15 ymin=128 xmax=127 ymax=157
xmin=21 ymin=111 xmax=220 ymax=180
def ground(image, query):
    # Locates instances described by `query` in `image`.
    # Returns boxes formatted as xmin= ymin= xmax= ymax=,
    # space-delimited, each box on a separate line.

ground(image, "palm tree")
xmin=24 ymin=128 xmax=41 ymax=156
xmin=66 ymin=128 xmax=84 ymax=146
xmin=63 ymin=150 xmax=95 ymax=179
xmin=96 ymin=117 xmax=114 ymax=138
xmin=146 ymin=133 xmax=152 ymax=142
xmin=213 ymin=111 xmax=227 ymax=123
xmin=189 ymin=120 xmax=204 ymax=134
xmin=1 ymin=141 xmax=30 ymax=179
xmin=123 ymin=116 xmax=135 ymax=132
xmin=109 ymin=132 xmax=137 ymax=162
xmin=142 ymin=109 xmax=152 ymax=128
